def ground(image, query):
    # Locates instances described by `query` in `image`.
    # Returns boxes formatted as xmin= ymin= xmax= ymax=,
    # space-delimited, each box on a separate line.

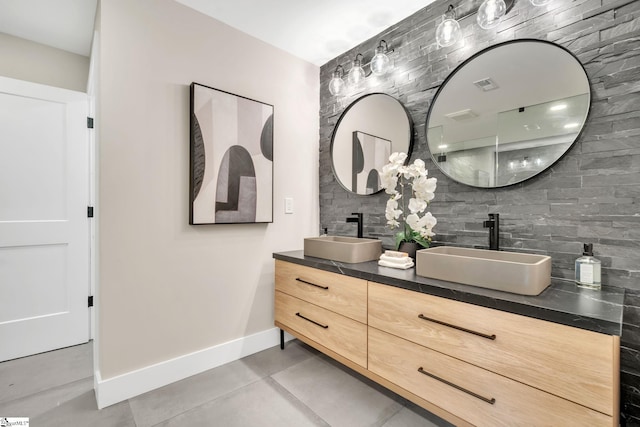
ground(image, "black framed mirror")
xmin=331 ymin=93 xmax=414 ymax=195
xmin=426 ymin=39 xmax=591 ymax=188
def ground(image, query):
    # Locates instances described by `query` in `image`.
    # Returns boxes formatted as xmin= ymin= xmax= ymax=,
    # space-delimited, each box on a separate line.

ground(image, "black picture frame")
xmin=189 ymin=82 xmax=274 ymax=225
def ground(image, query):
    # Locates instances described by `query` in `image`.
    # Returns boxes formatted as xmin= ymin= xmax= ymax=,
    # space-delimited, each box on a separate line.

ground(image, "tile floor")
xmin=0 ymin=340 xmax=452 ymax=426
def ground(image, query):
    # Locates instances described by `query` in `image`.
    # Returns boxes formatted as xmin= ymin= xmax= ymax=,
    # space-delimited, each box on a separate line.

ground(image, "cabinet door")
xmin=369 ymin=327 xmax=612 ymax=427
xmin=368 ymin=282 xmax=617 ymax=416
xmin=275 ymin=291 xmax=367 ymax=367
xmin=275 ymin=260 xmax=367 ymax=323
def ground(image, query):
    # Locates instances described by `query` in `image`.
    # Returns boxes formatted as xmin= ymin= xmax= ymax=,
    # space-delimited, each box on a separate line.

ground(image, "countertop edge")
xmin=273 ymin=251 xmax=625 ymax=336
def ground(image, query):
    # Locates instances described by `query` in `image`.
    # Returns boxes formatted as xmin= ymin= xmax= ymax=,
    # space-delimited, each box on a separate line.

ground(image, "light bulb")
xmin=371 ymin=46 xmax=391 ymax=76
xmin=477 ymin=0 xmax=507 ymax=30
xmin=530 ymin=0 xmax=551 ymax=5
xmin=328 ymin=66 xmax=344 ymax=95
xmin=329 ymin=76 xmax=344 ymax=95
xmin=436 ymin=18 xmax=461 ymax=47
xmin=348 ymin=56 xmax=365 ymax=86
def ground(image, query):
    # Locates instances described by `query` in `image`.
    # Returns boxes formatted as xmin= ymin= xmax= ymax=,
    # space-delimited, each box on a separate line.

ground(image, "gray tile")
xmin=382 ymin=402 xmax=454 ymax=427
xmin=30 ymin=389 xmax=135 ymax=427
xmin=240 ymin=340 xmax=319 ymax=378
xmin=155 ymin=377 xmax=329 ymax=427
xmin=129 ymin=358 xmax=263 ymax=427
xmin=0 ymin=343 xmax=92 ymax=404
xmin=0 ymin=377 xmax=93 ymax=419
xmin=273 ymin=356 xmax=404 ymax=427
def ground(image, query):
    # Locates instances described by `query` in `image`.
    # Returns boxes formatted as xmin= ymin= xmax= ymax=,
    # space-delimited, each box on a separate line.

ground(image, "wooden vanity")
xmin=273 ymin=253 xmax=623 ymax=427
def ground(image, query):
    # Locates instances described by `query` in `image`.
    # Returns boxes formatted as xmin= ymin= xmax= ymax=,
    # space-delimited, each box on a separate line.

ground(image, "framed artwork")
xmin=190 ymin=83 xmax=273 ymax=224
xmin=352 ymin=131 xmax=391 ymax=194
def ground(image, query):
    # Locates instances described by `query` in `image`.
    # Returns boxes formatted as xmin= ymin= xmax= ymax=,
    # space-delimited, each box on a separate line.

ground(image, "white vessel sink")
xmin=304 ymin=236 xmax=382 ymax=264
xmin=416 ymin=246 xmax=551 ymax=296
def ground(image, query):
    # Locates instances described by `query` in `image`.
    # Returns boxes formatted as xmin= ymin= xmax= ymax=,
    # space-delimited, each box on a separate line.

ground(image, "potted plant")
xmin=380 ymin=152 xmax=437 ymax=259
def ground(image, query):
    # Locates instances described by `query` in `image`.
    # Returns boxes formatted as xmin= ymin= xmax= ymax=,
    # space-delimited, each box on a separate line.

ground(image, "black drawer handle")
xmin=418 ymin=314 xmax=496 ymax=340
xmin=418 ymin=367 xmax=496 ymax=405
xmin=296 ymin=278 xmax=329 ymax=290
xmin=296 ymin=312 xmax=328 ymax=329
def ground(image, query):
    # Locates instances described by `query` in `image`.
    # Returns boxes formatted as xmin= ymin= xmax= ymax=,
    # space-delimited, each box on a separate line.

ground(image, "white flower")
xmin=412 ymin=176 xmax=437 ymax=202
xmin=380 ymin=168 xmax=398 ymax=194
xmin=385 ymin=194 xmax=402 ymax=227
xmin=419 ymin=212 xmax=437 ymax=237
xmin=389 ymin=152 xmax=407 ymax=166
xmin=408 ymin=198 xmax=427 ymax=214
xmin=404 ymin=159 xmax=426 ymax=179
xmin=406 ymin=211 xmax=437 ymax=238
xmin=405 ymin=213 xmax=421 ymax=231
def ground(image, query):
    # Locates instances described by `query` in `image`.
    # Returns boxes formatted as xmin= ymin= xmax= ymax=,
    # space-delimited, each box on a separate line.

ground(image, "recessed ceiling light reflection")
xmin=564 ymin=122 xmax=580 ymax=129
xmin=550 ymin=104 xmax=567 ymax=111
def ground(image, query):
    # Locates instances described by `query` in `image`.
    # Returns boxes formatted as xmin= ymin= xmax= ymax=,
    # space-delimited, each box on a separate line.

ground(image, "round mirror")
xmin=426 ymin=39 xmax=591 ymax=188
xmin=331 ymin=93 xmax=414 ymax=195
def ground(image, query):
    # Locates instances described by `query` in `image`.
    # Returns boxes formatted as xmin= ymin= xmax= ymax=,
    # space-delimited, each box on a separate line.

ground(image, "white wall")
xmin=97 ymin=0 xmax=319 ymax=395
xmin=0 ymin=32 xmax=89 ymax=92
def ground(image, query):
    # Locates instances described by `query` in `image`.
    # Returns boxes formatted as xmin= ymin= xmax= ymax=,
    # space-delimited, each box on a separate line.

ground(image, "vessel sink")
xmin=304 ymin=236 xmax=382 ymax=264
xmin=416 ymin=246 xmax=551 ymax=296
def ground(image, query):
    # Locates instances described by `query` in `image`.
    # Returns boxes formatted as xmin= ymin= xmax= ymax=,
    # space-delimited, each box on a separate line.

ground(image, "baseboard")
xmin=94 ymin=327 xmax=294 ymax=409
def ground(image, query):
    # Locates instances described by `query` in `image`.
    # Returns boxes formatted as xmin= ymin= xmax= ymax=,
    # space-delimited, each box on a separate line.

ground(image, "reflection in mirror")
xmin=426 ymin=39 xmax=591 ymax=188
xmin=352 ymin=131 xmax=391 ymax=193
xmin=331 ymin=93 xmax=413 ymax=195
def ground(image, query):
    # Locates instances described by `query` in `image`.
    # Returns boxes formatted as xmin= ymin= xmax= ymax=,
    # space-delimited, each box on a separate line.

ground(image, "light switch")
xmin=284 ymin=197 xmax=294 ymax=214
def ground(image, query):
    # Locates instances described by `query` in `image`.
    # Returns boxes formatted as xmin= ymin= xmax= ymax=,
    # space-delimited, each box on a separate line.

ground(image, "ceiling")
xmin=0 ymin=0 xmax=98 ymax=56
xmin=175 ymin=0 xmax=437 ymax=65
xmin=0 ymin=0 xmax=436 ymax=65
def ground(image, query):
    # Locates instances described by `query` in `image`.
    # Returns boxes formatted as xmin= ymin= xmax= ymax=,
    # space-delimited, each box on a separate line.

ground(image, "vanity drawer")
xmin=275 ymin=260 xmax=367 ymax=323
xmin=275 ymin=291 xmax=367 ymax=367
xmin=368 ymin=282 xmax=617 ymax=416
xmin=368 ymin=327 xmax=612 ymax=427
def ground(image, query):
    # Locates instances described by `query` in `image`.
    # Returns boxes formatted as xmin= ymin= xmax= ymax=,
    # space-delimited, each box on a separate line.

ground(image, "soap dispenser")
xmin=575 ymin=243 xmax=601 ymax=289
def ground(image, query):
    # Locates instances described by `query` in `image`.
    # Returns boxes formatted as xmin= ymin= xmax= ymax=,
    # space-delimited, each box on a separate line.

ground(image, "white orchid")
xmin=380 ymin=152 xmax=437 ymax=249
xmin=408 ymin=197 xmax=427 ymax=213
xmin=389 ymin=152 xmax=407 ymax=165
xmin=412 ymin=175 xmax=437 ymax=202
xmin=385 ymin=194 xmax=403 ymax=227
xmin=380 ymin=168 xmax=399 ymax=195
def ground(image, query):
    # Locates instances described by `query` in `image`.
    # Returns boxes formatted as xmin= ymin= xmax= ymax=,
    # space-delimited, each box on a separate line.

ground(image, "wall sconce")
xmin=477 ymin=0 xmax=507 ymax=29
xmin=348 ymin=53 xmax=366 ymax=86
xmin=329 ymin=40 xmax=395 ymax=96
xmin=370 ymin=40 xmax=392 ymax=76
xmin=434 ymin=0 xmax=515 ymax=47
xmin=328 ymin=65 xmax=345 ymax=96
xmin=436 ymin=5 xmax=462 ymax=48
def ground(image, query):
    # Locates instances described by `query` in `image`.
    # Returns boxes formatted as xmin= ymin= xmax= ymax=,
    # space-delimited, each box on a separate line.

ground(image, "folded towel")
xmin=378 ymin=259 xmax=414 ymax=269
xmin=380 ymin=254 xmax=413 ymax=264
xmin=383 ymin=250 xmax=409 ymax=258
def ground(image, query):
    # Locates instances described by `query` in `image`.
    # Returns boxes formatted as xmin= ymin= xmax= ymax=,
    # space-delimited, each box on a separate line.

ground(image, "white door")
xmin=0 ymin=76 xmax=90 ymax=362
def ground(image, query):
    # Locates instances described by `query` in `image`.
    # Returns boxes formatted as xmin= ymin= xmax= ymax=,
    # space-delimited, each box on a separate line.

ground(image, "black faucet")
xmin=346 ymin=212 xmax=363 ymax=238
xmin=483 ymin=213 xmax=500 ymax=251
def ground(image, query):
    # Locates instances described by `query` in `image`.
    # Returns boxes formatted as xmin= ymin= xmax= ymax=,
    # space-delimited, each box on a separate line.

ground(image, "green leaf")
xmin=393 ymin=225 xmax=432 ymax=249
xmin=394 ymin=231 xmax=407 ymax=250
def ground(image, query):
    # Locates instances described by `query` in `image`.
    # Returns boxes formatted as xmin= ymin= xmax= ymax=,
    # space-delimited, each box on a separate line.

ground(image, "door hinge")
xmin=87 ymin=206 xmax=94 ymax=218
xmin=87 ymin=117 xmax=94 ymax=129
xmin=88 ymin=296 xmax=94 ymax=307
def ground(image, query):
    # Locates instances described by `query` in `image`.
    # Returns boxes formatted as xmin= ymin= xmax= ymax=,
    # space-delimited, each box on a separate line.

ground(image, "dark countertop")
xmin=273 ymin=250 xmax=625 ymax=336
